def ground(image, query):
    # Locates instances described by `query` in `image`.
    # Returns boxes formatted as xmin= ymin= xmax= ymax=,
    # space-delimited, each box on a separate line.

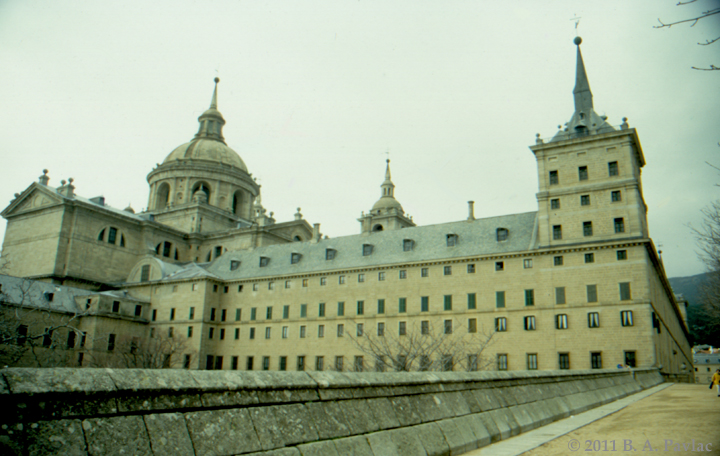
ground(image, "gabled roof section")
xmin=1 ymin=182 xmax=64 ymax=218
xmin=207 ymin=212 xmax=538 ymax=280
xmin=0 ymin=274 xmax=93 ymax=314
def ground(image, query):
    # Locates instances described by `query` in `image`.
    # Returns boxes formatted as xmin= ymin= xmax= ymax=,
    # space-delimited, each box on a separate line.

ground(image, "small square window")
xmin=554 ymin=256 xmax=564 ymax=266
xmin=403 ymin=239 xmax=414 ymax=251
xmin=326 ymin=249 xmax=336 ymax=260
xmin=556 ymin=314 xmax=568 ymax=329
xmin=578 ymin=166 xmax=588 ymax=181
xmin=230 ymin=260 xmax=240 ymax=271
xmin=583 ymin=221 xmax=593 ymax=236
xmin=339 ymin=275 xmax=346 ymax=284
xmin=581 ymin=195 xmax=590 ymax=206
xmin=444 ymin=266 xmax=452 ymax=276
xmin=617 ymin=250 xmax=627 ymax=260
xmin=467 ymin=264 xmax=475 ymax=273
xmin=549 ymin=170 xmax=559 ymax=185
xmin=524 ymin=316 xmax=536 ymax=331
xmin=358 ymin=274 xmax=365 ymax=283
xmin=621 ymin=310 xmax=634 ymax=327
xmin=399 ymin=270 xmax=407 ymax=279
xmin=446 ymin=234 xmax=458 ymax=247
xmin=550 ymin=198 xmax=560 ymax=209
xmin=523 ymin=259 xmax=533 ymax=269
xmin=320 ymin=277 xmax=327 ymax=286
xmin=608 ymin=161 xmax=619 ymax=177
xmin=585 ymin=253 xmax=594 ymax=263
xmin=495 ymin=317 xmax=507 ymax=332
xmin=495 ymin=261 xmax=504 ymax=271
xmin=496 ymin=228 xmax=509 ymax=241
xmin=421 ymin=268 xmax=429 ymax=278
xmin=378 ymin=272 xmax=385 ymax=281
xmin=553 ymin=225 xmax=562 ymax=240
xmin=291 ymin=253 xmax=301 ymax=264
xmin=259 ymin=257 xmax=270 ymax=267
xmin=611 ymin=190 xmax=622 ymax=202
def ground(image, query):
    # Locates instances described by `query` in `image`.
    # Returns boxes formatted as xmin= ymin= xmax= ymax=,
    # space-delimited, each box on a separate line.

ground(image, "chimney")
xmin=311 ymin=223 xmax=321 ymax=243
xmin=467 ymin=201 xmax=475 ymax=221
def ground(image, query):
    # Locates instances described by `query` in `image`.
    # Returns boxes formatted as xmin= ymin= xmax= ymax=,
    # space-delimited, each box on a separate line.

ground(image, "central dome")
xmin=163 ymin=139 xmax=248 ymax=171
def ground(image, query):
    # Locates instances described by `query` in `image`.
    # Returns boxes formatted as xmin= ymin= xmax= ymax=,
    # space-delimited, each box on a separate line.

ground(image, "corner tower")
xmin=359 ymin=160 xmax=415 ymax=234
xmin=146 ymin=79 xmax=260 ymax=232
xmin=530 ymin=37 xmax=648 ymax=248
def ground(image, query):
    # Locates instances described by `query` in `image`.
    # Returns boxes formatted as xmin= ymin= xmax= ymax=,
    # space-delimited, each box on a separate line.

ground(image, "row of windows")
xmin=189 ymin=310 xmax=636 ymax=341
xmin=203 ymin=350 xmax=637 ymax=372
xmin=548 ymin=161 xmax=619 ymax=185
xmin=552 ymin=218 xmax=625 ymax=240
xmin=156 ymin=283 xmax=633 ymax=324
xmin=550 ymin=190 xmax=622 ymax=209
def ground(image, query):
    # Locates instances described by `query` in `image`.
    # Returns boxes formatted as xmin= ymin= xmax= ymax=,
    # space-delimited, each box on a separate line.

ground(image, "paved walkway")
xmin=466 ymin=383 xmax=720 ymax=455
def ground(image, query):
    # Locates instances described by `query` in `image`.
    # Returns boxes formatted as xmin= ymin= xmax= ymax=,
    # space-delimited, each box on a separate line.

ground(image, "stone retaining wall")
xmin=0 ymin=367 xmax=663 ymax=455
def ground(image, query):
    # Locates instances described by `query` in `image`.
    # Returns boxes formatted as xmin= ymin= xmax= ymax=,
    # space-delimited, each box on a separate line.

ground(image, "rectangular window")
xmin=555 ymin=287 xmax=566 ymax=305
xmin=441 ymin=355 xmax=453 ymax=372
xmin=525 ymin=289 xmax=535 ymax=306
xmin=467 ymin=293 xmax=476 ymax=310
xmin=608 ymin=161 xmax=618 ymax=176
xmin=559 ymin=353 xmax=570 ymax=370
xmin=232 ymin=356 xmax=239 ymax=370
xmin=210 ymin=308 xmax=216 ymax=321
xmin=337 ymin=302 xmax=345 ymax=316
xmin=591 ymin=352 xmax=602 ymax=369
xmin=554 ymin=256 xmax=564 ymax=266
xmin=468 ymin=318 xmax=477 ymax=333
xmin=377 ymin=322 xmax=385 ymax=336
xmin=285 ymin=280 xmax=291 ymax=289
xmin=234 ymin=328 xmax=239 ymax=340
xmin=188 ymin=307 xmax=195 ymax=319
xmin=444 ymin=320 xmax=452 ymax=335
xmin=358 ymin=274 xmax=365 ymax=283
xmin=497 ymin=354 xmax=508 ymax=371
xmin=108 ymin=227 xmax=118 ymax=244
xmin=446 ymin=234 xmax=458 ymax=247
xmin=583 ymin=221 xmax=593 ymax=236
xmin=188 ymin=326 xmax=194 ymax=338
xmin=578 ymin=166 xmax=588 ymax=181
xmin=107 ymin=333 xmax=115 ymax=351
xmin=378 ymin=272 xmax=385 ymax=281
xmin=282 ymin=305 xmax=289 ymax=319
xmin=621 ymin=310 xmax=634 ymax=327
xmin=112 ymin=301 xmax=121 ymax=313
xmin=302 ymin=279 xmax=308 ymax=287
xmin=399 ymin=270 xmax=407 ymax=279
xmin=249 ymin=327 xmax=256 ymax=339
xmin=319 ymin=277 xmax=327 ymax=286
xmin=326 ymin=249 xmax=336 ymax=260
xmin=580 ymin=195 xmax=590 ymax=206
xmin=588 ymin=312 xmax=600 ymax=328
xmin=291 ymin=253 xmax=301 ymax=264
xmin=265 ymin=327 xmax=271 ymax=339
xmin=152 ymin=309 xmax=157 ymax=321
xmin=317 ymin=325 xmax=323 ymax=338
xmin=262 ymin=357 xmax=270 ymax=371
xmin=357 ymin=301 xmax=364 ymax=315
xmin=266 ymin=307 xmax=272 ymax=320
xmin=218 ymin=328 xmax=224 ymax=340
xmin=421 ymin=320 xmax=429 ymax=335
xmin=553 ymin=225 xmax=562 ymax=240
xmin=279 ymin=356 xmax=287 ymax=371
xmin=614 ymin=217 xmax=625 ymax=233
xmin=399 ymin=321 xmax=407 ymax=336
xmin=399 ymin=297 xmax=407 ymax=313
xmin=339 ymin=275 xmax=346 ymax=284
xmin=377 ymin=299 xmax=385 ymax=314
xmin=66 ymin=331 xmax=76 ymax=349
xmin=524 ymin=316 xmax=536 ymax=331
xmin=585 ymin=253 xmax=594 ymax=263
xmin=421 ymin=268 xmax=429 ymax=278
xmin=550 ymin=198 xmax=560 ymax=209
xmin=587 ymin=284 xmax=598 ymax=303
xmin=247 ymin=356 xmax=255 ymax=370
xmin=467 ymin=264 xmax=476 ymax=273
xmin=617 ymin=250 xmax=627 ymax=260
xmin=556 ymin=314 xmax=568 ymax=329
xmin=208 ymin=328 xmax=214 ymax=339
xmin=421 ymin=296 xmax=429 ymax=312
xmin=300 ymin=304 xmax=307 ymax=317
xmin=527 ymin=353 xmax=538 ymax=370
xmin=496 ymin=291 xmax=505 ymax=308
xmin=237 ymin=285 xmax=242 ymax=292
xmin=403 ymin=239 xmax=414 ymax=251
xmin=619 ymin=282 xmax=632 ymax=301
xmin=549 ymin=170 xmax=559 ymax=185
xmin=252 ymin=283 xmax=258 ymax=291
xmin=611 ymin=190 xmax=622 ymax=202
xmin=214 ymin=356 xmax=223 ymax=370
xmin=282 ymin=326 xmax=288 ymax=339
xmin=495 ymin=317 xmax=507 ymax=332
xmin=444 ymin=266 xmax=452 ymax=276
xmin=524 ymin=258 xmax=533 ymax=268
xmin=250 ymin=308 xmax=256 ymax=321
xmin=335 ymin=356 xmax=344 ymax=372
xmin=624 ymin=351 xmax=637 ymax=368
xmin=356 ymin=323 xmax=364 ymax=337
xmin=337 ymin=324 xmax=344 ymax=337
xmin=297 ymin=356 xmax=305 ymax=371
xmin=363 ymin=244 xmax=373 ymax=256
xmin=315 ymin=356 xmax=324 ymax=371
xmin=319 ymin=303 xmax=326 ymax=317
xmin=235 ymin=308 xmax=241 ymax=321
xmin=419 ymin=356 xmax=430 ymax=372
xmin=133 ymin=304 xmax=142 ymax=317
xmin=495 ymin=261 xmax=504 ymax=271
xmin=443 ymin=295 xmax=452 ymax=311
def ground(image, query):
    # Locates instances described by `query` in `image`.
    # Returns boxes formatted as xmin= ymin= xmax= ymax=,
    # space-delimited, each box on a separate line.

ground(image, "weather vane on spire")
xmin=384 ymin=148 xmax=390 ymax=164
xmin=570 ymin=14 xmax=581 ymax=34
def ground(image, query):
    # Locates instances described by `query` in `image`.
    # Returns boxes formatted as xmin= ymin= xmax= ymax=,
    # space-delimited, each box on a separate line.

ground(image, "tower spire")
xmin=381 ymin=159 xmax=395 ymax=198
xmin=573 ymin=37 xmax=593 ymax=117
xmin=210 ymin=77 xmax=219 ymax=110
xmin=194 ymin=77 xmax=226 ymax=143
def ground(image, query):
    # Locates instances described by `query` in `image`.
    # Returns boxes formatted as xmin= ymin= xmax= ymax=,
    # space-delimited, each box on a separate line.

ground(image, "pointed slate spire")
xmin=572 ymin=37 xmax=593 ymax=118
xmin=194 ymin=77 xmax=226 ymax=143
xmin=381 ymin=159 xmax=395 ymax=198
xmin=209 ymin=77 xmax=219 ymax=110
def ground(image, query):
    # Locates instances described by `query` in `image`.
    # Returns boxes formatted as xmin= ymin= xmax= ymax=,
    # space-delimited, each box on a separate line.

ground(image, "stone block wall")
xmin=0 ymin=367 xmax=663 ymax=456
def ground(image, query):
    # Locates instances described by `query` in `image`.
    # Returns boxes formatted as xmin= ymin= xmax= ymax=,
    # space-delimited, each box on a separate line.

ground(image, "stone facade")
xmin=0 ymin=39 xmax=693 ymax=378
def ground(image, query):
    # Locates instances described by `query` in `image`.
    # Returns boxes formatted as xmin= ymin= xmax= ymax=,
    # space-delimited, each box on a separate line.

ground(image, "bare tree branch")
xmin=654 ymin=2 xmax=720 ymax=71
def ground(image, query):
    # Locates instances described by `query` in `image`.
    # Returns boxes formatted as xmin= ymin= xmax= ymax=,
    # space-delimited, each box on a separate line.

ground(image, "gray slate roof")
xmin=694 ymin=354 xmax=720 ymax=365
xmin=0 ymin=274 xmax=94 ymax=314
xmin=206 ymin=212 xmax=538 ymax=280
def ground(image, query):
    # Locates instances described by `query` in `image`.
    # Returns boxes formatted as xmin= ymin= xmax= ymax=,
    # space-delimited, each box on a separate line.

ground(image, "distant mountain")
xmin=668 ymin=272 xmax=711 ymax=307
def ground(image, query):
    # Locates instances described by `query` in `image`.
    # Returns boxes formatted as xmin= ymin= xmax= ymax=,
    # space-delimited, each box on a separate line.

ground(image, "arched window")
xmin=99 ymin=227 xmax=126 ymax=247
xmin=232 ymin=190 xmax=243 ymax=215
xmin=155 ymin=241 xmax=172 ymax=258
xmin=98 ymin=229 xmax=105 ymax=241
xmin=373 ymin=224 xmax=384 ymax=232
xmin=192 ymin=181 xmax=211 ymax=202
xmin=156 ymin=183 xmax=170 ymax=210
xmin=293 ymin=235 xmax=302 ymax=242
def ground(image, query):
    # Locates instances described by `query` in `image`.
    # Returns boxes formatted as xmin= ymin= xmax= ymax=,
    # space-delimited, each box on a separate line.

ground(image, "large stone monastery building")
xmin=0 ymin=39 xmax=692 ymax=377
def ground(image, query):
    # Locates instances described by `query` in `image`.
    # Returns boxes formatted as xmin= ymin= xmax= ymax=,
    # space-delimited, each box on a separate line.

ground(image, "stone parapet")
xmin=0 ymin=367 xmax=663 ymax=455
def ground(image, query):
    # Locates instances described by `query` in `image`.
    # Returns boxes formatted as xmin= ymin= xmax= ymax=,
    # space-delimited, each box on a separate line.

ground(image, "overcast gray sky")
xmin=0 ymin=1 xmax=718 ymax=278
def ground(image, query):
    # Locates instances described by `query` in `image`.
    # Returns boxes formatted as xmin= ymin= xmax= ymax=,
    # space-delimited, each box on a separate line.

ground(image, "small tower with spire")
xmin=530 ymin=37 xmax=648 ymax=248
xmin=358 ymin=159 xmax=415 ymax=234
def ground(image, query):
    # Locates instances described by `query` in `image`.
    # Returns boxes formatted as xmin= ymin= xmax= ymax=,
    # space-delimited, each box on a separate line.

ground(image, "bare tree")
xmin=691 ymin=200 xmax=720 ymax=345
xmin=346 ymin=318 xmax=496 ymax=372
xmin=655 ymin=0 xmax=720 ymax=71
xmin=87 ymin=332 xmax=196 ymax=369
